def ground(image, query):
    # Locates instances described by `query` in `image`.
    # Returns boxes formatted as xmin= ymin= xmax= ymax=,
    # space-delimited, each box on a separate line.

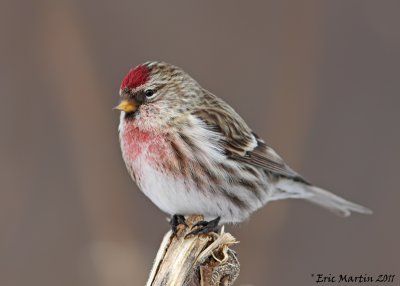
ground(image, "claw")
xmin=185 ymin=217 xmax=221 ymax=238
xmin=190 ymin=220 xmax=209 ymax=230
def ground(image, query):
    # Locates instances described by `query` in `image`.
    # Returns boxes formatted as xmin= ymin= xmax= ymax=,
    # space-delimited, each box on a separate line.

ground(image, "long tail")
xmin=304 ymin=185 xmax=372 ymax=217
xmin=271 ymin=179 xmax=372 ymax=217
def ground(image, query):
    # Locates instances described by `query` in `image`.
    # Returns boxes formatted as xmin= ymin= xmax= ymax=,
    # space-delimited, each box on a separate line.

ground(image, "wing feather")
xmin=193 ymin=89 xmax=309 ymax=183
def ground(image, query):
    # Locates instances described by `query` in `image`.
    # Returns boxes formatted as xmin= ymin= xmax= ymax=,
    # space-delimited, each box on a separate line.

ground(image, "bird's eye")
xmin=144 ymin=89 xmax=155 ymax=97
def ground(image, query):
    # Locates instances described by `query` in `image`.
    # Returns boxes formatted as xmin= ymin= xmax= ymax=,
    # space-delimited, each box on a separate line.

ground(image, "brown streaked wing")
xmin=193 ymin=89 xmax=309 ymax=183
xmin=192 ymin=89 xmax=255 ymax=156
xmin=230 ymin=137 xmax=310 ymax=184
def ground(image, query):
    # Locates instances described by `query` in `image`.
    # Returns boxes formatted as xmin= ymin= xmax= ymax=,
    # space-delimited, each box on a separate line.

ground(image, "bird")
xmin=115 ymin=61 xmax=372 ymax=235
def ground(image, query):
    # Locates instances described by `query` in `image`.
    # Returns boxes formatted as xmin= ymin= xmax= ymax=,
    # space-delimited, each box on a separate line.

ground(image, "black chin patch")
xmin=124 ymin=110 xmax=137 ymax=120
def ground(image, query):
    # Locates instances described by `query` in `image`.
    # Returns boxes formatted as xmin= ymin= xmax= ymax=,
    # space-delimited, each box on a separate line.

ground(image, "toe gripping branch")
xmin=185 ymin=216 xmax=221 ymax=238
xmin=170 ymin=215 xmax=221 ymax=238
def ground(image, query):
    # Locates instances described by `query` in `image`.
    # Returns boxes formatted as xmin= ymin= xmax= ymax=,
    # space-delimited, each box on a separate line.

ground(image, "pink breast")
xmin=121 ymin=125 xmax=168 ymax=164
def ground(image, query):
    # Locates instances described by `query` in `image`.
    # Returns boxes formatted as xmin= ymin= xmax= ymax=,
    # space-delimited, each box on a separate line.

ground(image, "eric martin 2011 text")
xmin=311 ymin=273 xmax=395 ymax=284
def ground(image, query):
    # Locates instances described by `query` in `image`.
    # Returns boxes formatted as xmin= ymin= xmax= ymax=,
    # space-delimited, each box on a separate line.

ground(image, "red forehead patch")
xmin=120 ymin=65 xmax=150 ymax=90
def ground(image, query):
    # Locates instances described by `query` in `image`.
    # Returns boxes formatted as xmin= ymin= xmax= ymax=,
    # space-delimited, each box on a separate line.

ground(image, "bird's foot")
xmin=185 ymin=216 xmax=221 ymax=238
xmin=170 ymin=214 xmax=187 ymax=234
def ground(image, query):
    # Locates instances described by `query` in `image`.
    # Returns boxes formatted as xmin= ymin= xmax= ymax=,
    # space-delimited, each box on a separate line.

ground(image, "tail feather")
xmin=305 ymin=186 xmax=372 ymax=217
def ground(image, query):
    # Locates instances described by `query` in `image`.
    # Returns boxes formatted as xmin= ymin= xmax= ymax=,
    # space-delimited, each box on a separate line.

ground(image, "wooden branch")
xmin=146 ymin=215 xmax=240 ymax=286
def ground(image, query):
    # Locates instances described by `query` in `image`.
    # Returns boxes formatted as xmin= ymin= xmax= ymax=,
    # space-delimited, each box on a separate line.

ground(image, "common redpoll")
xmin=116 ymin=61 xmax=371 ymax=234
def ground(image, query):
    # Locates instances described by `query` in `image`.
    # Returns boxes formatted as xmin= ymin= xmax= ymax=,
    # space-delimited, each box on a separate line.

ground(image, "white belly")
xmin=131 ymin=153 xmax=234 ymax=222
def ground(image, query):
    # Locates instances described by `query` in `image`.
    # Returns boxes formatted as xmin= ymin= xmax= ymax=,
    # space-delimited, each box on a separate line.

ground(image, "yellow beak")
xmin=114 ymin=100 xmax=137 ymax=113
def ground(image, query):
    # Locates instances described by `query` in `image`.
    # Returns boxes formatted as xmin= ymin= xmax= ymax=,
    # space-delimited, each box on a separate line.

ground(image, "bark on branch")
xmin=146 ymin=215 xmax=240 ymax=286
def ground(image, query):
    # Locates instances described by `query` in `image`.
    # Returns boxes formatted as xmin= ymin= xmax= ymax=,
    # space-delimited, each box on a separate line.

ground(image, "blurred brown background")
xmin=1 ymin=1 xmax=399 ymax=285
